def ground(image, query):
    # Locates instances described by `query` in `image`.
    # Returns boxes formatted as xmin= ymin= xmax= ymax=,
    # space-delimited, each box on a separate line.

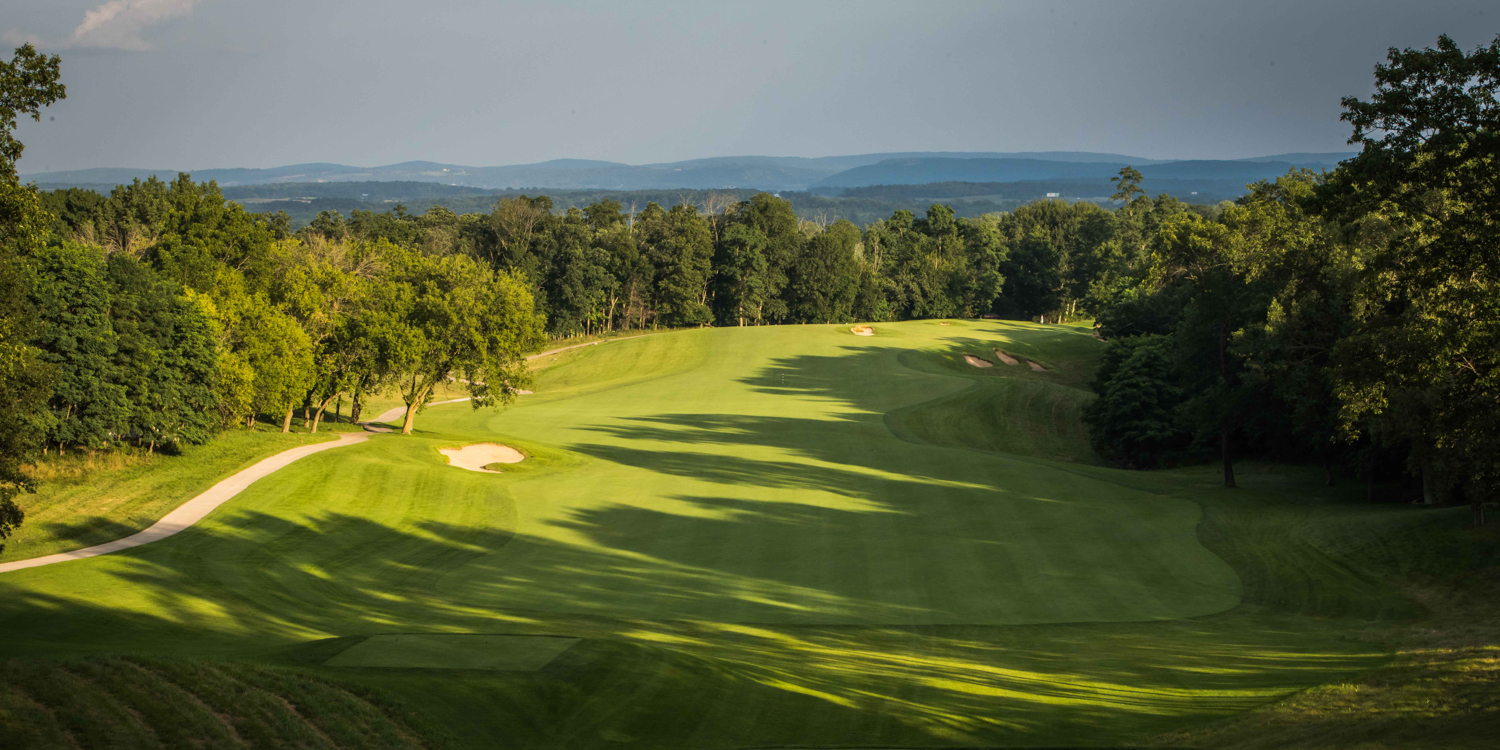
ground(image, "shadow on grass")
xmin=0 ymin=498 xmax=1389 ymax=747
xmin=0 ymin=338 xmax=1402 ymax=747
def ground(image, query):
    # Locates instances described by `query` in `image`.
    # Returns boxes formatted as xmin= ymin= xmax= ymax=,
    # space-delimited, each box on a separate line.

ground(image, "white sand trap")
xmin=441 ymin=443 xmax=525 ymax=472
xmin=963 ymin=354 xmax=993 ymax=368
xmin=1028 ymin=360 xmax=1048 ymax=372
xmin=850 ymin=325 xmax=875 ymax=336
xmin=992 ymin=349 xmax=1019 ymax=366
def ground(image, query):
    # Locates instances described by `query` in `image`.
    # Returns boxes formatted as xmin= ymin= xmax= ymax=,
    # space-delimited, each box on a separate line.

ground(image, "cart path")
xmin=1 ymin=335 xmax=658 ymax=572
xmin=0 ymin=432 xmax=373 ymax=573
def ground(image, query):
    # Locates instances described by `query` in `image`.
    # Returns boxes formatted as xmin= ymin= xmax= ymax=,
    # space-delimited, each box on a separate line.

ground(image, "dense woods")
xmin=1082 ymin=36 xmax=1499 ymax=527
xmin=2 ymin=34 xmax=1498 ymax=554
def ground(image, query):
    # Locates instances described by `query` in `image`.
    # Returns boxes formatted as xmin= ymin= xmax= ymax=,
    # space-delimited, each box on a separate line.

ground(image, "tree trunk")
xmin=1221 ymin=424 xmax=1236 ymax=488
xmin=1323 ymin=459 xmax=1335 ymax=487
xmin=1421 ymin=455 xmax=1436 ymax=505
xmin=311 ymin=400 xmax=329 ymax=433
xmin=1218 ymin=323 xmax=1236 ymax=488
xmin=351 ymin=392 xmax=363 ymax=424
xmin=335 ymin=394 xmax=342 ymax=425
xmin=281 ymin=408 xmax=294 ymax=434
xmin=400 ymin=384 xmax=432 ymax=435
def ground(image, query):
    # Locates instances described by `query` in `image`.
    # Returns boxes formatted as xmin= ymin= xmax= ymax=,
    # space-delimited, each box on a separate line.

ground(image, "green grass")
xmin=326 ymin=634 xmax=580 ymax=671
xmin=0 ymin=319 xmax=1491 ymax=748
xmin=2 ymin=428 xmax=345 ymax=560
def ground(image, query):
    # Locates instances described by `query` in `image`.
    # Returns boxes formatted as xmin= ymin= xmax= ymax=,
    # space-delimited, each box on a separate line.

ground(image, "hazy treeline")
xmin=1081 ymin=36 xmax=1499 ymax=526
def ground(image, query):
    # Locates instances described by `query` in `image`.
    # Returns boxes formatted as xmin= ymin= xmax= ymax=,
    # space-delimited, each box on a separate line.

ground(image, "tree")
xmin=1110 ymin=166 xmax=1145 ymax=207
xmin=1149 ymin=213 xmax=1269 ymax=488
xmin=106 ymin=254 xmax=218 ymax=450
xmin=786 ymin=220 xmax=860 ymax=324
xmin=238 ymin=302 xmax=314 ymax=433
xmin=0 ymin=43 xmax=63 ymax=549
xmin=27 ymin=243 xmax=129 ymax=453
xmin=998 ymin=230 xmax=1063 ymax=319
xmin=1327 ymin=34 xmax=1500 ymax=524
xmin=0 ymin=44 xmax=65 ymax=183
xmin=636 ymin=203 xmax=713 ymax=327
xmin=375 ymin=249 xmax=546 ymax=434
xmin=1083 ymin=335 xmax=1187 ymax=468
xmin=712 ymin=223 xmax=771 ymax=327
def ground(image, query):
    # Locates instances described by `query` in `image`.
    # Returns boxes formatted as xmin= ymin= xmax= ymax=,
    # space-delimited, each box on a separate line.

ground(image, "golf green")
xmin=0 ymin=320 xmax=1395 ymax=747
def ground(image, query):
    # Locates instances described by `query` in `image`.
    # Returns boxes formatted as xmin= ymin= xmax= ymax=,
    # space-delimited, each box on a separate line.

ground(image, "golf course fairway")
xmin=0 ymin=320 xmax=1412 ymax=748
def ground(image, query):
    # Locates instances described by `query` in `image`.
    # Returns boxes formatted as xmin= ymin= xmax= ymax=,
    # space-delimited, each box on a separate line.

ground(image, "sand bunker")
xmin=850 ymin=325 xmax=875 ymax=336
xmin=1028 ymin=360 xmax=1048 ymax=372
xmin=963 ymin=354 xmax=993 ymax=368
xmin=939 ymin=321 xmax=952 ymax=326
xmin=440 ymin=443 xmax=525 ymax=472
xmin=992 ymin=349 xmax=1019 ymax=366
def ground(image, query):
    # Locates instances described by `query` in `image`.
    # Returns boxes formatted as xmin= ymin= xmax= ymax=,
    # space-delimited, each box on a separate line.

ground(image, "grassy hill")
xmin=0 ymin=320 xmax=1492 ymax=748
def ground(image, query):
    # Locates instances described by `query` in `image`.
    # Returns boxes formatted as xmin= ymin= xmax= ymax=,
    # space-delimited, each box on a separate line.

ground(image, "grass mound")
xmin=0 ymin=657 xmax=444 ymax=750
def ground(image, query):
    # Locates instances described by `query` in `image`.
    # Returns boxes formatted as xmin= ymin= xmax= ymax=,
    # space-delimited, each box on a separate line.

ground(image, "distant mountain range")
xmin=21 ymin=151 xmax=1357 ymax=193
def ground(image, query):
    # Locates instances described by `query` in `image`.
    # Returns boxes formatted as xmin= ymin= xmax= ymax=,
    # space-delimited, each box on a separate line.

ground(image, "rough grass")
xmin=0 ymin=320 xmax=1494 ymax=749
xmin=0 ymin=657 xmax=445 ymax=750
xmin=2 ymin=428 xmax=344 ymax=561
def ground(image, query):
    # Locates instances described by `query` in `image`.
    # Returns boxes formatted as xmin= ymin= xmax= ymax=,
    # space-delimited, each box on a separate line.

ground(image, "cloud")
xmin=68 ymin=0 xmax=201 ymax=51
xmin=2 ymin=30 xmax=47 ymax=48
xmin=4 ymin=0 xmax=201 ymax=53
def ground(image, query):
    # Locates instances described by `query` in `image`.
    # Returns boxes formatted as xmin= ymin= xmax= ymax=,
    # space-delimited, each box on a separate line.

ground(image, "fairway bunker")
xmin=963 ymin=354 xmax=993 ymax=368
xmin=1028 ymin=360 xmax=1049 ymax=371
xmin=993 ymin=349 xmax=1019 ymax=365
xmin=850 ymin=325 xmax=875 ymax=336
xmin=440 ymin=443 xmax=525 ymax=472
xmin=325 ymin=634 xmax=579 ymax=671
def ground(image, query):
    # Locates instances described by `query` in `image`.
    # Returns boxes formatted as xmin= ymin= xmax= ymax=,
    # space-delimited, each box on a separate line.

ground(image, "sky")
xmin=6 ymin=0 xmax=1497 ymax=173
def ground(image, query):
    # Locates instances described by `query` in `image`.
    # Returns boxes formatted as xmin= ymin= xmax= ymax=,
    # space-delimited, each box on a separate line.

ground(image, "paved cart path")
xmin=0 ymin=335 xmax=654 ymax=573
xmin=0 ymin=432 xmax=373 ymax=573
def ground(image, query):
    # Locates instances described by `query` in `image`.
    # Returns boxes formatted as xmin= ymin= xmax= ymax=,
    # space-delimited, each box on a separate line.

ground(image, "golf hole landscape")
xmin=5 ymin=320 xmax=1484 ymax=749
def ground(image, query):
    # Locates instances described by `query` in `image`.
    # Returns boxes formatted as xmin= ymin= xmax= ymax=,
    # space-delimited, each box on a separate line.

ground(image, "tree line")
xmin=3 ymin=35 xmax=1495 ymax=553
xmin=1081 ymin=35 xmax=1499 ymax=527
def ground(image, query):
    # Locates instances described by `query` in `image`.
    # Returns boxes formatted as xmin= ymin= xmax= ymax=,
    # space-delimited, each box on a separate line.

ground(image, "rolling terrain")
xmin=0 ymin=320 xmax=1485 ymax=749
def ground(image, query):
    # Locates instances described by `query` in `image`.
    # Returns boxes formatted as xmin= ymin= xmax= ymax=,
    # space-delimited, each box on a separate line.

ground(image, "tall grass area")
xmin=2 ymin=428 xmax=351 ymax=561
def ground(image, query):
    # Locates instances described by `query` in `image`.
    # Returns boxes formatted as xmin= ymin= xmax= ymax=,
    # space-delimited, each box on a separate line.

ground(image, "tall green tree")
xmin=636 ymin=203 xmax=713 ymax=327
xmin=1327 ymin=34 xmax=1500 ymax=524
xmin=0 ymin=43 xmax=63 ymax=548
xmin=374 ymin=249 xmax=546 ymax=434
xmin=787 ymin=220 xmax=861 ymax=324
xmin=27 ymin=243 xmax=129 ymax=453
xmin=1110 ymin=166 xmax=1146 ymax=207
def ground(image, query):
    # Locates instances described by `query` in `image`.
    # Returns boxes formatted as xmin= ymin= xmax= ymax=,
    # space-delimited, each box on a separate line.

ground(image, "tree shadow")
xmin=0 ymin=506 xmax=1386 ymax=748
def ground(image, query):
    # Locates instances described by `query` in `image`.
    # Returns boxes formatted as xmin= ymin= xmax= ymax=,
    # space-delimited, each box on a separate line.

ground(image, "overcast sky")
xmin=6 ymin=0 xmax=1496 ymax=173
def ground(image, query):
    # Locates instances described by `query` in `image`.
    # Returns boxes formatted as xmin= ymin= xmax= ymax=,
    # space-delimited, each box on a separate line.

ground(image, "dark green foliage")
xmin=637 ymin=202 xmax=713 ymax=327
xmin=0 ymin=44 xmax=64 ymax=182
xmin=996 ymin=230 xmax=1062 ymax=318
xmin=105 ymin=255 xmax=219 ymax=449
xmin=26 ymin=243 xmax=129 ymax=452
xmin=787 ymin=220 xmax=861 ymax=323
xmin=1083 ymin=335 xmax=1187 ymax=467
xmin=0 ymin=43 xmax=64 ymax=549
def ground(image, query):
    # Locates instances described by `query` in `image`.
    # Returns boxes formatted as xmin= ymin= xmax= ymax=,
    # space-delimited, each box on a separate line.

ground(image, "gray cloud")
xmin=5 ymin=0 xmax=200 ymax=52
xmin=8 ymin=1 xmax=1498 ymax=173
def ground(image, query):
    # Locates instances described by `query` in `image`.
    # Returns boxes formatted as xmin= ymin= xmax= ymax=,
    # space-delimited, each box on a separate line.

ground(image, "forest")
xmin=1 ymin=34 xmax=1497 ymax=554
